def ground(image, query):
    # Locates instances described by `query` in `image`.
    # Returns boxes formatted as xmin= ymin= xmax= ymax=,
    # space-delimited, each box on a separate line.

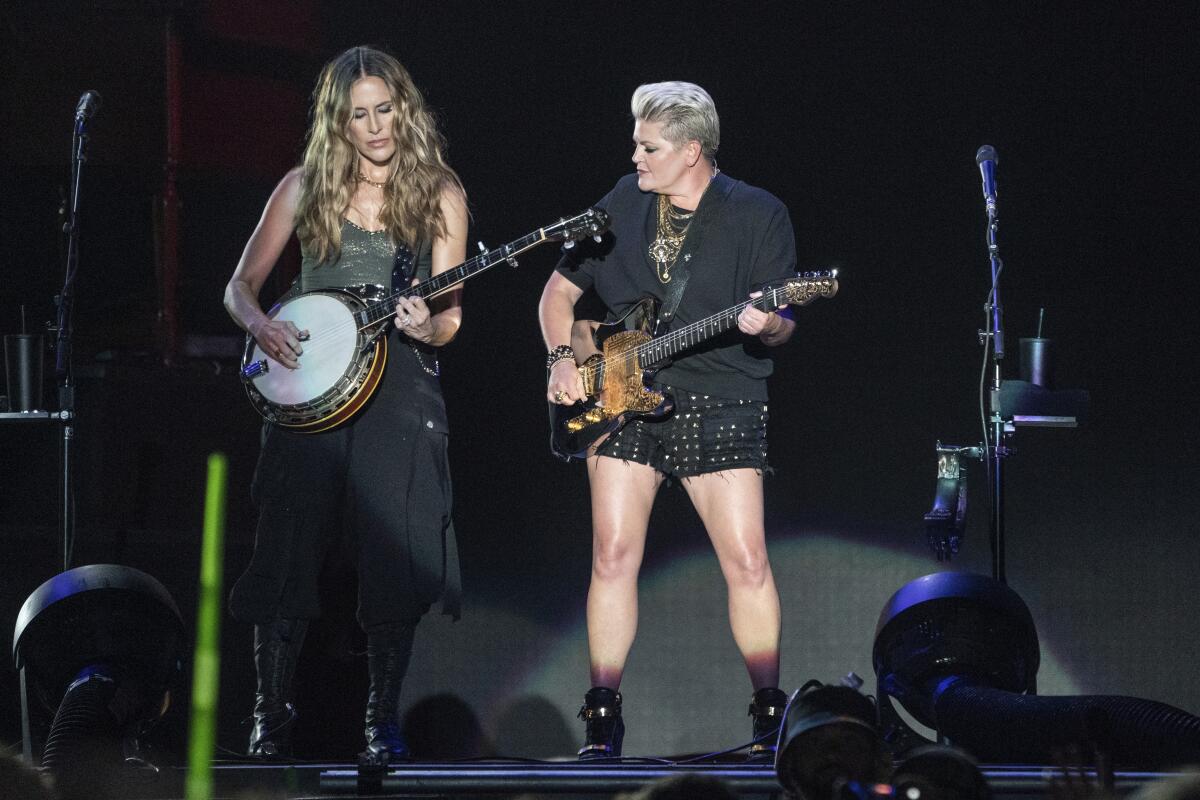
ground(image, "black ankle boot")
xmin=748 ymin=687 xmax=789 ymax=759
xmin=577 ymin=687 xmax=624 ymax=759
xmin=362 ymin=621 xmax=418 ymax=764
xmin=248 ymin=617 xmax=308 ymax=758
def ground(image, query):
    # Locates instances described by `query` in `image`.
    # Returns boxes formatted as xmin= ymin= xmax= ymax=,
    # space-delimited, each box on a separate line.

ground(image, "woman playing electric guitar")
xmin=539 ymin=81 xmax=799 ymax=760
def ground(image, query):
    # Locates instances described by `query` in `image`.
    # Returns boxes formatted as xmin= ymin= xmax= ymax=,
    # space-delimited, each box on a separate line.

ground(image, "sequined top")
xmin=298 ymin=218 xmax=443 ymax=382
xmin=300 ymin=220 xmax=433 ymax=292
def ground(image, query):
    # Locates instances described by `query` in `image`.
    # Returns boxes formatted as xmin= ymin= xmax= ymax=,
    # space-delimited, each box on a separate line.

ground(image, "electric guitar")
xmin=551 ymin=270 xmax=839 ymax=459
xmin=241 ymin=207 xmax=610 ymax=432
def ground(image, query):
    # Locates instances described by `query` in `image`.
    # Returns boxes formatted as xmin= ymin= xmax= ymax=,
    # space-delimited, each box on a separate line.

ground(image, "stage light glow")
xmin=401 ymin=531 xmax=1081 ymax=757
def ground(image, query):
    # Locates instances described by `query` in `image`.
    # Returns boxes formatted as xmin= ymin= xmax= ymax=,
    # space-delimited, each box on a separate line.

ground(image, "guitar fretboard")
xmin=581 ymin=290 xmax=782 ymax=387
xmin=638 ymin=291 xmax=778 ymax=365
xmin=580 ymin=273 xmax=836 ymax=387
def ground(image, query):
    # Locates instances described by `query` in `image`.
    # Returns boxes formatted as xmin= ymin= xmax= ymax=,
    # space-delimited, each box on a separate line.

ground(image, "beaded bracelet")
xmin=546 ymin=344 xmax=576 ymax=371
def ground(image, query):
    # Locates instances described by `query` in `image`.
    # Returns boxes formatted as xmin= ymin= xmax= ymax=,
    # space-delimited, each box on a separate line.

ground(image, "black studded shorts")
xmin=594 ymin=386 xmax=769 ymax=479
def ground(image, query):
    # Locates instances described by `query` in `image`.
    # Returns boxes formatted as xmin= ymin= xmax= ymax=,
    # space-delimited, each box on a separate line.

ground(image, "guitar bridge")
xmin=566 ymin=406 xmax=617 ymax=433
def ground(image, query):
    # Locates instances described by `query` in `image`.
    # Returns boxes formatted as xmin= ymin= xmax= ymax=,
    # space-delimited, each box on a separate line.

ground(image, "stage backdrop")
xmin=1 ymin=2 xmax=1196 ymax=760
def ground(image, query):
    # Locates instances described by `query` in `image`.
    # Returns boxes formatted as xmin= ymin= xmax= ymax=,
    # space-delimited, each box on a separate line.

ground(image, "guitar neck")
xmin=580 ymin=272 xmax=834 ymax=387
xmin=358 ymin=230 xmax=549 ymax=327
xmin=636 ymin=289 xmax=780 ymax=365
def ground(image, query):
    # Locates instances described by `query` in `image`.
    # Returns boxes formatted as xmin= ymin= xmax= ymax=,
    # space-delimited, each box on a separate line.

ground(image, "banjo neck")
xmin=354 ymin=230 xmax=551 ymax=330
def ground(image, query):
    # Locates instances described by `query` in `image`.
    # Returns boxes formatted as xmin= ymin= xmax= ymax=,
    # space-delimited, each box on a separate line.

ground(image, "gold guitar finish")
xmin=568 ymin=330 xmax=666 ymax=434
xmin=551 ymin=271 xmax=839 ymax=459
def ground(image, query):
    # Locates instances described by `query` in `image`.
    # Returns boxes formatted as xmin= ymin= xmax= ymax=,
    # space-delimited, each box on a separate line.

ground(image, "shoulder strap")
xmin=391 ymin=241 xmax=417 ymax=291
xmin=390 ymin=240 xmax=441 ymax=376
xmin=654 ymin=269 xmax=691 ymax=332
xmin=653 ymin=173 xmax=738 ymax=332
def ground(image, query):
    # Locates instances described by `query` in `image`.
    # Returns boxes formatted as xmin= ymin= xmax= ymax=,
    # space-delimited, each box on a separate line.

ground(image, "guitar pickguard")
xmin=598 ymin=331 xmax=660 ymax=410
xmin=563 ymin=328 xmax=666 ymax=436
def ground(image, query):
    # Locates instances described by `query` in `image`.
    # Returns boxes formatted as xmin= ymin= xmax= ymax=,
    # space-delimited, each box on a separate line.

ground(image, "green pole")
xmin=186 ymin=453 xmax=228 ymax=800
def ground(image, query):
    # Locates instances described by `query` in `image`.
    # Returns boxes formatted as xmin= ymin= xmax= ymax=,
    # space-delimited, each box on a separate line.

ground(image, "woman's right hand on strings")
xmin=252 ymin=318 xmax=308 ymax=370
xmin=547 ymin=358 xmax=585 ymax=405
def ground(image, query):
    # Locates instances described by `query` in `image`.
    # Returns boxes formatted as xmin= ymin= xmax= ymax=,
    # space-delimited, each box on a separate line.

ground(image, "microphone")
xmin=74 ymin=90 xmax=102 ymax=122
xmin=975 ymin=145 xmax=998 ymax=216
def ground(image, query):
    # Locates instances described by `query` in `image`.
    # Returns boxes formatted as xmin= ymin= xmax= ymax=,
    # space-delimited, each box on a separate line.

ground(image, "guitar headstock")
xmin=765 ymin=269 xmax=840 ymax=307
xmin=545 ymin=207 xmax=611 ymax=244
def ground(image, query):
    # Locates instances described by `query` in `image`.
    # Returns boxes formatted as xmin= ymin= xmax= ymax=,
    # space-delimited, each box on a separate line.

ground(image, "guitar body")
xmin=549 ymin=270 xmax=840 ymax=460
xmin=241 ymin=284 xmax=389 ymax=433
xmin=551 ymin=297 xmax=676 ymax=459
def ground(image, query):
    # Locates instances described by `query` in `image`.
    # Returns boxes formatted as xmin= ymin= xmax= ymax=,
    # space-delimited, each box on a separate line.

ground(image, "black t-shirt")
xmin=556 ymin=172 xmax=797 ymax=400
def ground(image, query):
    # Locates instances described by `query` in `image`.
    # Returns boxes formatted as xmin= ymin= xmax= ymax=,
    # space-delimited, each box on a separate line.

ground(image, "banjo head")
xmin=246 ymin=291 xmax=367 ymax=409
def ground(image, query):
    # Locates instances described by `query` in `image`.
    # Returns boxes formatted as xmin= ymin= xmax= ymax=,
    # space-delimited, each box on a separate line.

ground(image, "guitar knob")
xmin=477 ymin=241 xmax=488 ymax=254
xmin=562 ymin=240 xmax=576 ymax=249
xmin=593 ymin=235 xmax=602 ymax=242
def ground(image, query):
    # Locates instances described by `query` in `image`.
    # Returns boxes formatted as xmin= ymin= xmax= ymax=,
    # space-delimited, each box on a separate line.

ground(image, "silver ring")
xmin=401 ymin=315 xmax=413 ymax=326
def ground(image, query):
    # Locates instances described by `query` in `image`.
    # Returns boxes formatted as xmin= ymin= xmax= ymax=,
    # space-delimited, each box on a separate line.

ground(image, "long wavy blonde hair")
xmin=296 ymin=46 xmax=465 ymax=264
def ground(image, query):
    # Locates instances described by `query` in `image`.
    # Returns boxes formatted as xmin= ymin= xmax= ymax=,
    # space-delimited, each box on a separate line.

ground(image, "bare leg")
xmin=585 ymin=455 xmax=663 ymax=690
xmin=682 ymin=468 xmax=781 ymax=690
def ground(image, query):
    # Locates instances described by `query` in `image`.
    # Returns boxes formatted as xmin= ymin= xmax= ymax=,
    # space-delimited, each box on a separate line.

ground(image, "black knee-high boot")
xmin=362 ymin=620 xmax=418 ymax=764
xmin=248 ymin=617 xmax=308 ymax=758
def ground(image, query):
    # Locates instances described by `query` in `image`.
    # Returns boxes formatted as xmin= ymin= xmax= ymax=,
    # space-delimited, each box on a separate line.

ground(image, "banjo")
xmin=241 ymin=207 xmax=610 ymax=432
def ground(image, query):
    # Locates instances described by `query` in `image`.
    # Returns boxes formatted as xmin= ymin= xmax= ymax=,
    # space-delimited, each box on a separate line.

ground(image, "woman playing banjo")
xmin=223 ymin=45 xmax=468 ymax=762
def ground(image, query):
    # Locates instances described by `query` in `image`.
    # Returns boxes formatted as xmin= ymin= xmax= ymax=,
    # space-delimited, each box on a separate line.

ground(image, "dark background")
xmin=1 ymin=1 xmax=1196 ymax=760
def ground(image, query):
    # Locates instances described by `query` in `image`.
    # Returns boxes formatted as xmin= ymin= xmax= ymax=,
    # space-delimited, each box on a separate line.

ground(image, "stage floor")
xmin=176 ymin=759 xmax=1173 ymax=799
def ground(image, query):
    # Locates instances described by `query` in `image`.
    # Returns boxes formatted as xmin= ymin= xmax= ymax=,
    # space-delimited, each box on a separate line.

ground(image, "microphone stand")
xmin=53 ymin=112 xmax=90 ymax=571
xmin=981 ymin=193 xmax=1008 ymax=583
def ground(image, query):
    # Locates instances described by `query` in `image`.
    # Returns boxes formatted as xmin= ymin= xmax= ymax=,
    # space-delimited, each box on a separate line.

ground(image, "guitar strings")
xmin=577 ymin=276 xmax=830 ymax=385
xmin=578 ymin=295 xmax=762 ymax=384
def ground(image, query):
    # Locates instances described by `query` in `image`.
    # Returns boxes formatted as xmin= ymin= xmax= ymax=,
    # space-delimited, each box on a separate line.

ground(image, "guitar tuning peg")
xmin=593 ymin=234 xmax=602 ymax=242
xmin=562 ymin=239 xmax=576 ymax=249
xmin=477 ymin=241 xmax=488 ymax=254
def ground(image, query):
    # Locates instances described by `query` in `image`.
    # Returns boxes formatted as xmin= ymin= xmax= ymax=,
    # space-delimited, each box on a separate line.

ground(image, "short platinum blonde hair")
xmin=631 ymin=81 xmax=720 ymax=160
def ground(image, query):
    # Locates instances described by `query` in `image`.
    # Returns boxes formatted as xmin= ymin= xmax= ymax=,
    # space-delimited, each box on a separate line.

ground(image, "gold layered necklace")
xmin=648 ymin=195 xmax=695 ymax=284
xmin=647 ymin=168 xmax=720 ymax=284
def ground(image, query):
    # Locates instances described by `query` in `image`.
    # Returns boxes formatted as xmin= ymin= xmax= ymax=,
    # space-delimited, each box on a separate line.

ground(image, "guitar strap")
xmin=391 ymin=241 xmax=417 ymax=289
xmin=652 ymin=173 xmax=738 ymax=334
xmin=391 ymin=241 xmax=441 ymax=377
xmin=654 ymin=267 xmax=691 ymax=335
